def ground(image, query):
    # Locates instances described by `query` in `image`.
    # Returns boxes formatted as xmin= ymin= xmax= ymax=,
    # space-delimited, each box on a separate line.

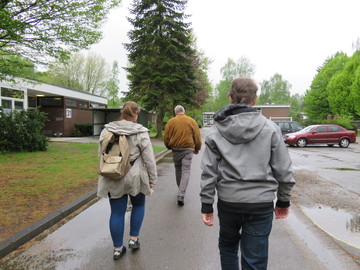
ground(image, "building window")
xmin=79 ymin=101 xmax=88 ymax=108
xmin=65 ymin=98 xmax=77 ymax=107
xmin=1 ymin=87 xmax=24 ymax=99
xmin=15 ymin=101 xmax=23 ymax=110
xmin=38 ymin=97 xmax=63 ymax=107
xmin=1 ymin=99 xmax=12 ymax=109
xmin=28 ymin=96 xmax=37 ymax=108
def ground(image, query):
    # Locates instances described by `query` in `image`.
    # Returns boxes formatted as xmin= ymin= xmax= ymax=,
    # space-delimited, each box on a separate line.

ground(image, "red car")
xmin=283 ymin=124 xmax=357 ymax=148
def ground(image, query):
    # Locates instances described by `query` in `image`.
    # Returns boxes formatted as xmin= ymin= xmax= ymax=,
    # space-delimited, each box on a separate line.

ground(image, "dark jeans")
xmin=109 ymin=193 xmax=145 ymax=247
xmin=217 ymin=206 xmax=273 ymax=270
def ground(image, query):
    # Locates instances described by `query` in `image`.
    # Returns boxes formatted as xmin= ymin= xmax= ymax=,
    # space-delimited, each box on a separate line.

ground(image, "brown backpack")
xmin=98 ymin=132 xmax=132 ymax=180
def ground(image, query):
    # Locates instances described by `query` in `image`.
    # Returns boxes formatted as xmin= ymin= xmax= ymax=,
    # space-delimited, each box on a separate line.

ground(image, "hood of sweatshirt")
xmin=104 ymin=120 xmax=149 ymax=136
xmin=213 ymin=104 xmax=267 ymax=144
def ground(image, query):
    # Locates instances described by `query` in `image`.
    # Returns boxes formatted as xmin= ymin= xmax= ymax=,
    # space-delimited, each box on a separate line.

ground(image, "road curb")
xmin=293 ymin=201 xmax=360 ymax=260
xmin=0 ymin=149 xmax=171 ymax=259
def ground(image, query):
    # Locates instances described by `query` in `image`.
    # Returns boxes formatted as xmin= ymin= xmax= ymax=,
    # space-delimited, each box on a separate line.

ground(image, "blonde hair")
xmin=120 ymin=101 xmax=140 ymax=122
xmin=228 ymin=78 xmax=258 ymax=105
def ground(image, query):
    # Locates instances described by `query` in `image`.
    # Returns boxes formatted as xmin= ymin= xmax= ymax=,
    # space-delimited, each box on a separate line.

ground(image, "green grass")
xmin=0 ymin=141 xmax=166 ymax=241
xmin=153 ymin=144 xmax=166 ymax=153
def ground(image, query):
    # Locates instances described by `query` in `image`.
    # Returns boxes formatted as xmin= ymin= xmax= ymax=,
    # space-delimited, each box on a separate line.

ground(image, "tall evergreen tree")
xmin=124 ymin=0 xmax=198 ymax=137
xmin=106 ymin=61 xmax=122 ymax=108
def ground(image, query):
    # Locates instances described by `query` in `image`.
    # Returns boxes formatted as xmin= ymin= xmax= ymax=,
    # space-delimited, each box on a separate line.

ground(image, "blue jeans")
xmin=109 ymin=193 xmax=145 ymax=247
xmin=217 ymin=207 xmax=273 ymax=270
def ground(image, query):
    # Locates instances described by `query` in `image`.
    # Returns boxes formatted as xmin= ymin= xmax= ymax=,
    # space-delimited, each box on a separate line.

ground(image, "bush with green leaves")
xmin=72 ymin=123 xmax=93 ymax=137
xmin=147 ymin=121 xmax=157 ymax=134
xmin=0 ymin=108 xmax=49 ymax=152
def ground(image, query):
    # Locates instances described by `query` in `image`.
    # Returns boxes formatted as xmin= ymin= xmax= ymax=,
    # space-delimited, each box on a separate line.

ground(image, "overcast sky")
xmin=89 ymin=0 xmax=360 ymax=96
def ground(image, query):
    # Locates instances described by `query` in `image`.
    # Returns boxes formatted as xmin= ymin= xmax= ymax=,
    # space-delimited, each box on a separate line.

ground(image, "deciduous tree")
xmin=289 ymin=94 xmax=304 ymax=121
xmin=257 ymin=73 xmax=291 ymax=105
xmin=211 ymin=57 xmax=256 ymax=111
xmin=43 ymin=52 xmax=110 ymax=96
xmin=0 ymin=0 xmax=120 ymax=80
xmin=303 ymin=52 xmax=348 ymax=119
xmin=327 ymin=51 xmax=360 ymax=118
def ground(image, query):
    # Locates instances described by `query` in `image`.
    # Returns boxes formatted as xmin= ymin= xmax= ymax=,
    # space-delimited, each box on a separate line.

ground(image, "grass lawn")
xmin=0 ymin=141 xmax=166 ymax=241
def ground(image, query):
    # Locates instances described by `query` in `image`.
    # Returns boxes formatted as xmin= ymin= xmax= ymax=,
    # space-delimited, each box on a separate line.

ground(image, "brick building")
xmin=0 ymin=78 xmax=107 ymax=136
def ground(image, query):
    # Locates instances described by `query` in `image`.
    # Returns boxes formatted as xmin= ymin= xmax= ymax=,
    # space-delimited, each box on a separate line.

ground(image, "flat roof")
xmin=1 ymin=78 xmax=107 ymax=105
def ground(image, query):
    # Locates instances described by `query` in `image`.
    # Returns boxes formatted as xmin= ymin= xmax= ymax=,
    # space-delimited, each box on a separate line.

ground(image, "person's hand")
xmin=202 ymin=213 xmax=214 ymax=226
xmin=194 ymin=150 xmax=199 ymax=154
xmin=274 ymin=207 xmax=289 ymax=219
xmin=150 ymin=184 xmax=155 ymax=189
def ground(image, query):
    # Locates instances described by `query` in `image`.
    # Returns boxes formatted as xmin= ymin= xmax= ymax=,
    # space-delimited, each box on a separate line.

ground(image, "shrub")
xmin=72 ymin=123 xmax=93 ymax=137
xmin=147 ymin=121 xmax=157 ymax=134
xmin=0 ymin=108 xmax=49 ymax=152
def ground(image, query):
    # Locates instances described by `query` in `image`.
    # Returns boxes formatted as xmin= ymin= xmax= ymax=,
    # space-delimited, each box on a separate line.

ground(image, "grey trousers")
xmin=172 ymin=150 xmax=193 ymax=197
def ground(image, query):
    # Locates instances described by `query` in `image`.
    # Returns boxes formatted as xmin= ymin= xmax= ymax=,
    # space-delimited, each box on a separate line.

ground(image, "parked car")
xmin=283 ymin=124 xmax=356 ymax=148
xmin=273 ymin=120 xmax=304 ymax=135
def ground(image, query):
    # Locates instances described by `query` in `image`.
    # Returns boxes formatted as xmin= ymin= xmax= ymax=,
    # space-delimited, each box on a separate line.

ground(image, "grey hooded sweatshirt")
xmin=200 ymin=104 xmax=295 ymax=214
xmin=97 ymin=120 xmax=157 ymax=199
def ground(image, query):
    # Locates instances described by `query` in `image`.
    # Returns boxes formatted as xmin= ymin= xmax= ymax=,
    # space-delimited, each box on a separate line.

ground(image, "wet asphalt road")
xmin=288 ymin=141 xmax=360 ymax=194
xmin=1 ymin=129 xmax=359 ymax=269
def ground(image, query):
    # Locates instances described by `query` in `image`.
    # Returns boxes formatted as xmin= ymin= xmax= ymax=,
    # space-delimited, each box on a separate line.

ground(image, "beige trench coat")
xmin=97 ymin=120 xmax=157 ymax=199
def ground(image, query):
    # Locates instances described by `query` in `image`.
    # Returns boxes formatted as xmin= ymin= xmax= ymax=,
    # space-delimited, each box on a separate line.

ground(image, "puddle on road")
xmin=300 ymin=204 xmax=360 ymax=249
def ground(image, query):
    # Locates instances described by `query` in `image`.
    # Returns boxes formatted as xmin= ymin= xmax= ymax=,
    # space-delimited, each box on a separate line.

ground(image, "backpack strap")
xmin=105 ymin=135 xmax=119 ymax=154
xmin=130 ymin=147 xmax=141 ymax=166
xmin=101 ymin=132 xmax=114 ymax=154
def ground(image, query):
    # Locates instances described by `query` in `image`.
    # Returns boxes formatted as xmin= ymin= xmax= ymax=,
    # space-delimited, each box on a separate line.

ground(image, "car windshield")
xmin=298 ymin=125 xmax=317 ymax=133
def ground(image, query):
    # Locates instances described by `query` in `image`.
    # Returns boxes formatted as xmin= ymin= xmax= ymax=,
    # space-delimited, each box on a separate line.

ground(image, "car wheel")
xmin=339 ymin=138 xmax=350 ymax=148
xmin=327 ymin=144 xmax=334 ymax=147
xmin=296 ymin=138 xmax=307 ymax=147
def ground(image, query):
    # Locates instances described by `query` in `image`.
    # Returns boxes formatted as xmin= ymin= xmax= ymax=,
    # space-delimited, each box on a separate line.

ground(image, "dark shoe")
xmin=177 ymin=196 xmax=184 ymax=206
xmin=113 ymin=246 xmax=126 ymax=260
xmin=128 ymin=238 xmax=140 ymax=250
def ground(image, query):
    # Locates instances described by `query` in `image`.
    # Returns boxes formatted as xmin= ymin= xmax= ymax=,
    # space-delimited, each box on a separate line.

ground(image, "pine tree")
xmin=124 ymin=0 xmax=198 ymax=137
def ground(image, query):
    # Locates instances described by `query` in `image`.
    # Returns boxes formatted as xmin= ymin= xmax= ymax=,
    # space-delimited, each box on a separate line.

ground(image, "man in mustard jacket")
xmin=164 ymin=105 xmax=202 ymax=206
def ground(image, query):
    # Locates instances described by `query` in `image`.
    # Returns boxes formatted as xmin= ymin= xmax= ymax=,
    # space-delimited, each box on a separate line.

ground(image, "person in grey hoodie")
xmin=200 ymin=78 xmax=295 ymax=270
xmin=97 ymin=101 xmax=157 ymax=260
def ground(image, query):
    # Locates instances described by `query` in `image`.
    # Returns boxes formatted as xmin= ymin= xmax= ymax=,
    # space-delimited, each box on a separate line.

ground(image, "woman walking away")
xmin=97 ymin=101 xmax=157 ymax=260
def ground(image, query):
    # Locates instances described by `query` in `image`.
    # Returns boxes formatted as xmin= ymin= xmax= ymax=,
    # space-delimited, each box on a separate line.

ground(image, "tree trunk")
xmin=156 ymin=108 xmax=165 ymax=138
